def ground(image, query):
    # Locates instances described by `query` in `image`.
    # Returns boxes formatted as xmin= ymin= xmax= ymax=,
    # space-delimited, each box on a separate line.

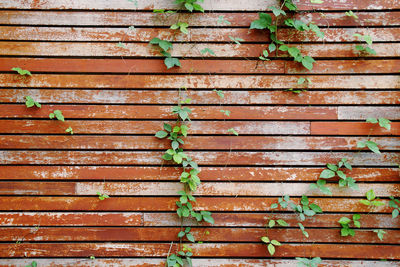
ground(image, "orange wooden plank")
xmin=2 ymin=11 xmax=400 ymax=27
xmin=2 ymin=58 xmax=400 ymax=74
xmin=0 ymin=105 xmax=338 ymax=120
xmin=0 ymin=212 xmax=398 ymax=228
xmin=2 ymin=74 xmax=399 ymax=89
xmin=311 ymin=122 xmax=400 ymax=135
xmin=1 ymin=227 xmax=399 ymax=244
xmin=0 ymin=243 xmax=399 ymax=259
xmin=1 ymin=42 xmax=399 ymax=58
xmin=1 ymin=181 xmax=398 ymax=197
xmin=1 ymin=136 xmax=398 ymax=150
xmin=0 ymin=197 xmax=392 ymax=212
xmin=0 ymin=0 xmax=398 ymax=11
xmin=0 ymin=58 xmax=287 ymax=74
xmin=0 ymin=166 xmax=397 ymax=182
xmin=1 ymin=89 xmax=399 ymax=105
xmin=1 ymin=151 xmax=397 ymax=166
xmin=0 ymin=120 xmax=310 ymax=135
xmin=1 ymin=27 xmax=399 ymax=43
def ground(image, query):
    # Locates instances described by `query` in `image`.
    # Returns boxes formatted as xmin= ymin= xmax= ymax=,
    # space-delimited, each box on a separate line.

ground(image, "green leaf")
xmin=25 ymin=96 xmax=41 ymax=108
xmin=267 ymin=243 xmax=275 ymax=256
xmin=359 ymin=199 xmax=371 ymax=206
xmin=269 ymin=6 xmax=286 ymax=17
xmin=271 ymin=240 xmax=281 ymax=246
xmin=250 ymin=13 xmax=272 ymax=30
xmin=366 ymin=189 xmax=376 ymax=201
xmin=392 ymin=209 xmax=399 ymax=218
xmin=277 ymin=219 xmax=288 ymax=226
xmin=338 ymin=217 xmax=351 ymax=225
xmin=217 ymin=15 xmax=231 ymax=25
xmin=12 ymin=67 xmax=32 ymax=76
xmin=310 ymin=0 xmax=324 ymax=3
xmin=366 ymin=117 xmax=378 ymax=124
xmin=341 ymin=227 xmax=349 ymax=237
xmin=155 ymin=131 xmax=168 ymax=138
xmin=336 ymin=170 xmax=346 ymax=179
xmin=378 ymin=118 xmax=391 ymax=130
xmin=319 ymin=169 xmax=335 ymax=179
xmin=354 ymin=220 xmax=361 ymax=228
xmin=371 ymin=200 xmax=385 ymax=207
xmin=200 ymin=48 xmax=216 ymax=56
xmin=65 ymin=126 xmax=73 ymax=135
xmin=301 ymin=56 xmax=315 ymax=70
xmin=202 ymin=214 xmax=214 ymax=224
xmin=309 ymin=203 xmax=322 ymax=213
xmin=213 ymin=89 xmax=224 ymax=98
xmin=184 ymin=3 xmax=193 ymax=11
xmin=270 ymin=203 xmax=278 ymax=209
xmin=49 ymin=110 xmax=64 ymax=121
xmin=261 ymin=236 xmax=270 ymax=243
xmin=173 ymin=154 xmax=182 ymax=164
xmin=186 ymin=233 xmax=195 ymax=242
xmin=178 ymin=231 xmax=185 ymax=238
xmin=228 ymin=35 xmax=244 ymax=45
xmin=365 ymin=141 xmax=381 ymax=154
xmin=227 ymin=128 xmax=239 ymax=136
xmin=327 ymin=163 xmax=338 ymax=171
xmin=268 ymin=219 xmax=275 ymax=228
xmin=164 ymin=57 xmax=181 ymax=69
xmin=304 ymin=209 xmax=316 ymax=217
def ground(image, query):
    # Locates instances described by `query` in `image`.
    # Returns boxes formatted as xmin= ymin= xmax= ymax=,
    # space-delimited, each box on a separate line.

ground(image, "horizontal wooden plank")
xmin=1 ymin=136 xmax=398 ymax=150
xmin=0 ymin=197 xmax=392 ymax=212
xmin=311 ymin=122 xmax=400 ymax=135
xmin=1 ymin=259 xmax=399 ymax=267
xmin=338 ymin=107 xmax=400 ymax=120
xmin=2 ymin=11 xmax=400 ymax=27
xmin=2 ymin=42 xmax=399 ymax=58
xmin=0 ymin=0 xmax=398 ymax=11
xmin=1 ymin=27 xmax=399 ymax=42
xmin=144 ymin=213 xmax=400 ymax=228
xmin=2 ymin=74 xmax=399 ymax=89
xmin=2 ymin=227 xmax=399 ymax=244
xmin=2 ymin=89 xmax=399 ymax=105
xmin=0 ymin=166 xmax=397 ymax=182
xmin=1 ymin=151 xmax=398 ymax=166
xmin=2 ymin=105 xmax=398 ymax=121
xmin=1 ymin=243 xmax=399 ymax=259
xmin=0 ymin=105 xmax=338 ymax=120
xmin=2 ymin=58 xmax=400 ymax=74
xmin=1 ymin=212 xmax=398 ymax=228
xmin=0 ymin=120 xmax=309 ymax=135
xmin=1 ymin=181 xmax=398 ymax=197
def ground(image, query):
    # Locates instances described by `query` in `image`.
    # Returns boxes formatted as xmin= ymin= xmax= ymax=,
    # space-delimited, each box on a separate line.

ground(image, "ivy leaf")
xmin=155 ymin=130 xmax=168 ymax=138
xmin=319 ymin=169 xmax=335 ymax=179
xmin=268 ymin=6 xmax=286 ymax=17
xmin=49 ymin=110 xmax=65 ymax=121
xmin=366 ymin=117 xmax=378 ymax=124
xmin=392 ymin=209 xmax=399 ymax=218
xmin=228 ymin=35 xmax=244 ymax=45
xmin=310 ymin=0 xmax=324 ymax=3
xmin=366 ymin=189 xmax=376 ymax=201
xmin=213 ymin=89 xmax=224 ymax=98
xmin=274 ymin=219 xmax=286 ymax=227
xmin=267 ymin=243 xmax=275 ymax=256
xmin=65 ymin=126 xmax=74 ymax=135
xmin=268 ymin=219 xmax=275 ymax=228
xmin=186 ymin=233 xmax=195 ymax=242
xmin=12 ymin=67 xmax=32 ymax=76
xmin=378 ymin=118 xmax=391 ymax=130
xmin=338 ymin=217 xmax=351 ymax=225
xmin=301 ymin=56 xmax=315 ymax=70
xmin=270 ymin=240 xmax=281 ymax=246
xmin=250 ymin=13 xmax=272 ymax=30
xmin=164 ymin=57 xmax=181 ymax=69
xmin=200 ymin=48 xmax=216 ymax=56
xmin=217 ymin=15 xmax=231 ymax=25
xmin=227 ymin=128 xmax=239 ymax=136
xmin=25 ymin=96 xmax=41 ymax=108
xmin=309 ymin=203 xmax=322 ymax=213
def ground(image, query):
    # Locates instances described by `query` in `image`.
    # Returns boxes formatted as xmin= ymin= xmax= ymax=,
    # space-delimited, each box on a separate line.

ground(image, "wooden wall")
xmin=0 ymin=0 xmax=399 ymax=266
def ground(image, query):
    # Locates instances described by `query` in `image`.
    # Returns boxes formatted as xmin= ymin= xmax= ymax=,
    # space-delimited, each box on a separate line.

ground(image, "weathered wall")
xmin=0 ymin=0 xmax=399 ymax=266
